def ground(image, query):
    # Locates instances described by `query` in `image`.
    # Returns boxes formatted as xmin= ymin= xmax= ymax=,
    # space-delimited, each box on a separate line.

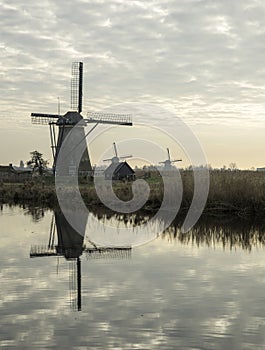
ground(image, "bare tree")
xmin=229 ymin=162 xmax=237 ymax=171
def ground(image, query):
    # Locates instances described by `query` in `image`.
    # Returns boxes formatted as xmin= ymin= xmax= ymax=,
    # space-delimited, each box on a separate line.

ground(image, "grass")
xmin=0 ymin=170 xmax=265 ymax=218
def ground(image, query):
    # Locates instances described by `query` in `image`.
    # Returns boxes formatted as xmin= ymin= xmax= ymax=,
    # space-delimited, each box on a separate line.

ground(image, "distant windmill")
xmin=31 ymin=62 xmax=132 ymax=175
xmin=159 ymin=148 xmax=182 ymax=169
xmin=103 ymin=142 xmax=133 ymax=164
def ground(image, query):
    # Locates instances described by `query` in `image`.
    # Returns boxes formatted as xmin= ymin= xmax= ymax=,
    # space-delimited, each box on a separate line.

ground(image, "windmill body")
xmin=54 ymin=111 xmax=91 ymax=176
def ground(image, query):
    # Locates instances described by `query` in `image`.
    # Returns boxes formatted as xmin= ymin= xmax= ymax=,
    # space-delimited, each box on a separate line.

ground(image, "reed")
xmin=162 ymin=213 xmax=265 ymax=251
xmin=0 ymin=170 xmax=264 ymax=217
xmin=206 ymin=170 xmax=265 ymax=216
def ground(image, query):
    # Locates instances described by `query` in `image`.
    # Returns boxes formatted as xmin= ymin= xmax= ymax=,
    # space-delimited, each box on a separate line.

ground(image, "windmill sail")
xmin=31 ymin=113 xmax=61 ymax=125
xmin=71 ymin=62 xmax=83 ymax=113
xmin=86 ymin=112 xmax=132 ymax=125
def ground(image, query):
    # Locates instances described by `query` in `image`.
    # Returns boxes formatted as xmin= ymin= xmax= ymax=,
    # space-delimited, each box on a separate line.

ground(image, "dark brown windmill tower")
xmin=31 ymin=62 xmax=132 ymax=175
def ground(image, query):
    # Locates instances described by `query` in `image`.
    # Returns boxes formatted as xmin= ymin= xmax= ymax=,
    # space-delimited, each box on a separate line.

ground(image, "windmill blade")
xmin=84 ymin=246 xmax=131 ymax=260
xmin=113 ymin=142 xmax=118 ymax=157
xmin=71 ymin=62 xmax=83 ymax=113
xmin=167 ymin=148 xmax=171 ymax=161
xmin=171 ymin=159 xmax=182 ymax=163
xmin=30 ymin=245 xmax=58 ymax=257
xmin=30 ymin=244 xmax=131 ymax=259
xmin=119 ymin=155 xmax=133 ymax=159
xmin=31 ymin=113 xmax=61 ymax=125
xmin=159 ymin=161 xmax=166 ymax=164
xmin=103 ymin=158 xmax=113 ymax=162
xmin=86 ymin=112 xmax=132 ymax=126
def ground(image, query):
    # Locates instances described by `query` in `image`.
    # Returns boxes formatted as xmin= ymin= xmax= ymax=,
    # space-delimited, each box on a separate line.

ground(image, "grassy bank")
xmin=0 ymin=170 xmax=265 ymax=218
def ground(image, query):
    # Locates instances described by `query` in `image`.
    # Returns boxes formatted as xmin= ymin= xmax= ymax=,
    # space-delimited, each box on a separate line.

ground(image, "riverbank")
xmin=0 ymin=170 xmax=265 ymax=218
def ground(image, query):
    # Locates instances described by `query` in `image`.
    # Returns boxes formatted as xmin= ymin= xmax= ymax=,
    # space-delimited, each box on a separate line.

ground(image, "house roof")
xmin=13 ymin=166 xmax=32 ymax=173
xmin=105 ymin=161 xmax=134 ymax=175
xmin=0 ymin=165 xmax=16 ymax=172
xmin=0 ymin=165 xmax=32 ymax=174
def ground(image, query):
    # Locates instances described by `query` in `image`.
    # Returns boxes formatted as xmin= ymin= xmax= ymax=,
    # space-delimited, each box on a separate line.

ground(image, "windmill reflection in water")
xmin=29 ymin=211 xmax=131 ymax=311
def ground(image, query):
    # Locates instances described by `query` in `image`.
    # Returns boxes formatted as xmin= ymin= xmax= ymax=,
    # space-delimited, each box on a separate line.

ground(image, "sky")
xmin=0 ymin=0 xmax=265 ymax=169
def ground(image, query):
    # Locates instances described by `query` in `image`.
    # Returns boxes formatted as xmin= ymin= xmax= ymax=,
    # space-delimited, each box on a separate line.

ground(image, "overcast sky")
xmin=0 ymin=0 xmax=265 ymax=168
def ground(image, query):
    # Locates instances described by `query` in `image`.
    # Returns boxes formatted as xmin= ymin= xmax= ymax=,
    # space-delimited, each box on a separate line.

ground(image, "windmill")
xmin=159 ymin=148 xmax=182 ymax=170
xmin=102 ymin=142 xmax=135 ymax=180
xmin=103 ymin=142 xmax=133 ymax=164
xmin=31 ymin=62 xmax=132 ymax=175
xmin=30 ymin=210 xmax=131 ymax=311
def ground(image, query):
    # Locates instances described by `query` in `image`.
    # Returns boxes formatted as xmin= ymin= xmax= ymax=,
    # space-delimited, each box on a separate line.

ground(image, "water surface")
xmin=1 ymin=205 xmax=265 ymax=349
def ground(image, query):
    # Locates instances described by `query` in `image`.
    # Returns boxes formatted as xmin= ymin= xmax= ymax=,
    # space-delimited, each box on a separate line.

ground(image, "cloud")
xmin=0 ymin=0 xmax=265 ymax=167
